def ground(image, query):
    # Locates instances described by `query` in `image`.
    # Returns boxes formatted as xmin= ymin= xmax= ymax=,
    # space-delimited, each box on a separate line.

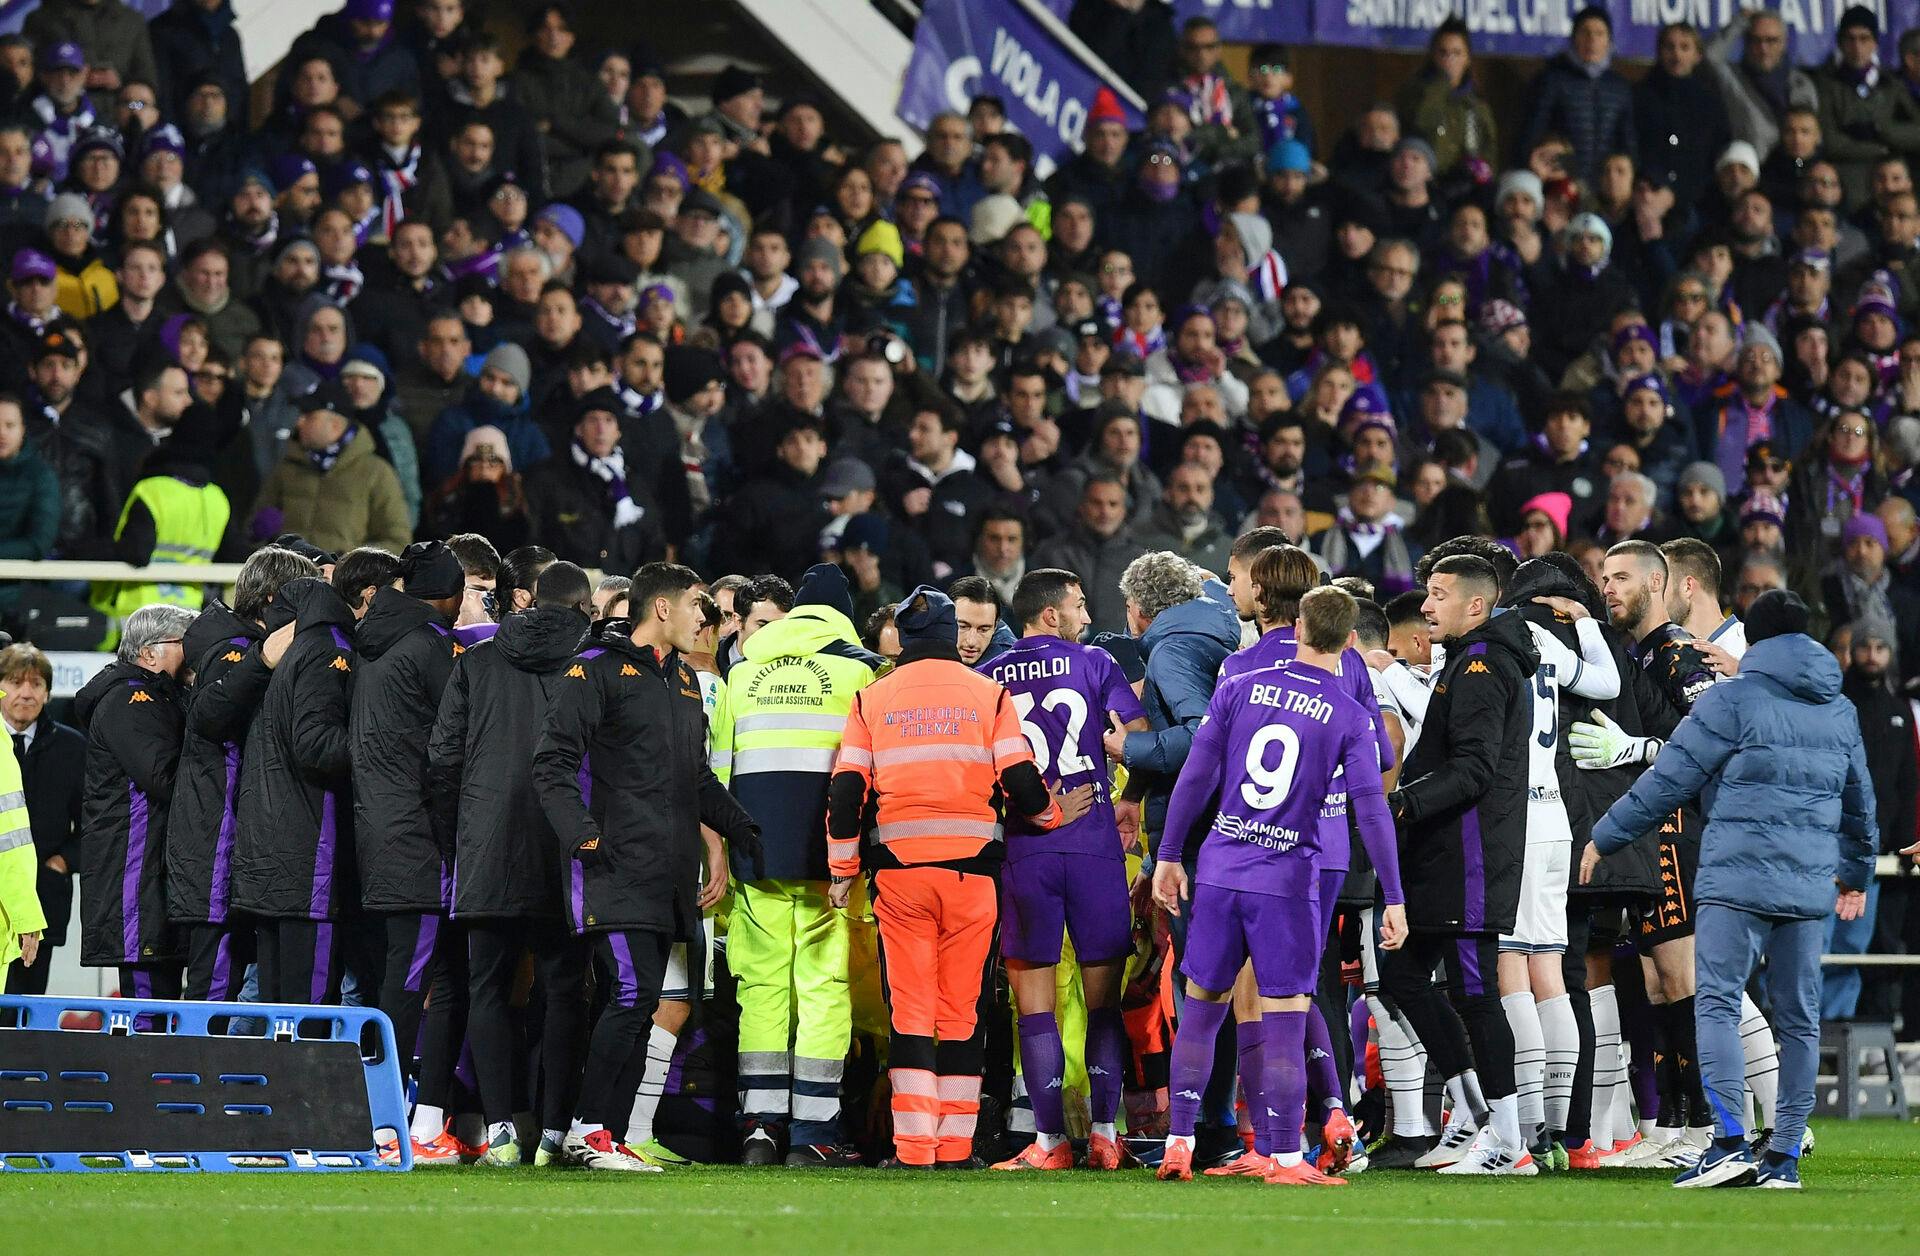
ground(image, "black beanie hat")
xmin=1745 ymin=589 xmax=1811 ymax=644
xmin=794 ymin=562 xmax=856 ymax=623
xmin=399 ymin=540 xmax=465 ymax=600
xmin=894 ymin=586 xmax=957 ymax=648
xmin=664 ymin=346 xmax=726 ymax=405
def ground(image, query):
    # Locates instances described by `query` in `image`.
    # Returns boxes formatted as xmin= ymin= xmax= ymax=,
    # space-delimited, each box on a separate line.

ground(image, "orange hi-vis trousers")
xmin=872 ymin=866 xmax=999 ymax=1166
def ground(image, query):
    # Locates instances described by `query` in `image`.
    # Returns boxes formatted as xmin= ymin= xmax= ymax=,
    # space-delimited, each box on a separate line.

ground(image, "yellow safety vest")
xmin=0 ymin=699 xmax=44 ymax=969
xmin=90 ymin=475 xmax=232 ymax=647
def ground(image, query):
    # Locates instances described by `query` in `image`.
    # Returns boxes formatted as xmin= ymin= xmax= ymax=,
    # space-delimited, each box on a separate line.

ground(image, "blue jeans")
xmin=1696 ymin=904 xmax=1822 ymax=1157
xmin=1820 ymin=879 xmax=1881 ymax=1021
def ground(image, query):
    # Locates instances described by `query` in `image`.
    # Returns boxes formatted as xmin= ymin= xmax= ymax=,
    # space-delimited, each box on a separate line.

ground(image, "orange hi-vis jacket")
xmin=829 ymin=656 xmax=1060 ymax=878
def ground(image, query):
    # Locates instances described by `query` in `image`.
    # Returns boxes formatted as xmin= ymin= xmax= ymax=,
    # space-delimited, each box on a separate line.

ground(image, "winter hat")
xmin=1716 ymin=141 xmax=1761 ymax=178
xmin=1229 ymin=211 xmax=1273 ymax=262
xmin=1838 ymin=4 xmax=1879 ymax=37
xmin=1566 ymin=212 xmax=1613 ymax=257
xmin=1843 ymin=512 xmax=1891 ymax=550
xmin=710 ymin=64 xmax=761 ymax=107
xmin=340 ymin=344 xmax=391 ymax=390
xmin=1495 ymin=170 xmax=1543 ymax=214
xmin=1739 ymin=492 xmax=1787 ymax=528
xmin=1481 ymin=298 xmax=1527 ymax=336
xmin=708 ymin=269 xmax=752 ymax=308
xmin=1088 ymin=87 xmax=1127 ymax=129
xmin=1855 ymin=285 xmax=1900 ymax=323
xmin=1519 ymin=491 xmax=1572 ymax=540
xmin=840 ymin=511 xmax=889 ymax=557
xmin=856 ymin=219 xmax=905 ymax=268
xmin=269 ymin=153 xmax=318 ymax=191
xmin=969 ymin=193 xmax=1025 ymax=245
xmin=1740 ymin=323 xmax=1783 ymax=365
xmin=1266 ymin=138 xmax=1311 ymax=175
xmin=794 ymin=562 xmax=856 ymax=622
xmin=140 ymin=124 xmax=187 ymax=161
xmin=399 ymin=540 xmax=465 ymax=600
xmin=458 ymin=424 xmax=512 ymax=471
xmin=649 ymin=151 xmax=691 ymax=191
xmin=1744 ymin=589 xmax=1810 ymax=644
xmin=45 ymin=192 xmax=93 ymax=228
xmin=1611 ymin=324 xmax=1658 ymax=358
xmin=894 ymin=585 xmax=957 ymax=648
xmin=664 ymin=345 xmax=726 ymax=404
xmin=819 ymin=459 xmax=877 ymax=499
xmin=795 ymin=236 xmax=845 ymax=283
xmin=534 ymin=203 xmax=585 ymax=249
xmin=1678 ymin=462 xmax=1727 ymax=498
xmin=71 ymin=126 xmax=123 ymax=162
xmin=481 ymin=342 xmax=532 ymax=394
xmin=344 ymin=0 xmax=395 ymax=19
xmin=1393 ymin=136 xmax=1437 ymax=173
xmin=324 ymin=159 xmax=376 ymax=199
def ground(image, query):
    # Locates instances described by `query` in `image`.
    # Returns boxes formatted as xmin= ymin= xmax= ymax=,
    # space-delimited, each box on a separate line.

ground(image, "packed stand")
xmin=0 ymin=0 xmax=1916 ymax=1188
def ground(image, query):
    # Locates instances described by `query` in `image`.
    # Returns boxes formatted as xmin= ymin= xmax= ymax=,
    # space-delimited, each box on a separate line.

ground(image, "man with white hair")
xmin=1599 ymin=471 xmax=1659 ymax=544
xmin=74 ymin=603 xmax=198 ymax=1000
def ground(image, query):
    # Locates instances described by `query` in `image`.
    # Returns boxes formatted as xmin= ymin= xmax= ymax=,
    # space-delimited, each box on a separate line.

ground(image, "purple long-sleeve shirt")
xmin=1163 ymin=660 xmax=1403 ymax=904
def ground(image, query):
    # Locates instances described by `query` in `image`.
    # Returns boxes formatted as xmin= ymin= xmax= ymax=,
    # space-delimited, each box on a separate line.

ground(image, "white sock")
xmin=1007 ymin=1072 xmax=1035 ymax=1134
xmin=1091 ymin=1122 xmax=1116 ymax=1140
xmin=1369 ymin=994 xmax=1430 ymax=1138
xmin=568 ymin=1120 xmax=604 ymax=1138
xmin=1739 ymin=992 xmax=1780 ymax=1130
xmin=625 ymin=1024 xmax=677 ymax=1145
xmin=1537 ymin=993 xmax=1578 ymax=1136
xmin=1489 ymin=1093 xmax=1523 ymax=1154
xmin=409 ymin=1103 xmax=445 ymax=1143
xmin=1273 ymin=1150 xmax=1303 ymax=1167
xmin=1502 ymin=991 xmax=1546 ymax=1137
xmin=1588 ymin=984 xmax=1620 ymax=1150
xmin=1461 ymin=1068 xmax=1490 ymax=1122
xmin=1035 ymin=1131 xmax=1068 ymax=1152
xmin=1165 ymin=1133 xmax=1194 ymax=1151
xmin=1639 ymin=1117 xmax=1660 ymax=1139
xmin=487 ymin=1119 xmax=514 ymax=1148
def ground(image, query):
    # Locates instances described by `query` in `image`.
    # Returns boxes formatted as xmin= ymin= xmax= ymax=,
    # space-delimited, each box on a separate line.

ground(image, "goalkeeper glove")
xmin=1567 ymin=709 xmax=1661 ymax=771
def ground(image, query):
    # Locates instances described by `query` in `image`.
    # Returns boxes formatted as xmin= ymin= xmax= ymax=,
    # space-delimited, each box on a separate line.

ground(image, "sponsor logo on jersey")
xmin=128 ymin=690 xmax=153 ymax=703
xmin=620 ymin=664 xmax=640 ymax=676
xmin=330 ymin=656 xmax=351 ymax=672
xmin=222 ymin=650 xmax=245 ymax=663
xmin=566 ymin=664 xmax=586 ymax=679
xmin=1465 ymin=660 xmax=1489 ymax=675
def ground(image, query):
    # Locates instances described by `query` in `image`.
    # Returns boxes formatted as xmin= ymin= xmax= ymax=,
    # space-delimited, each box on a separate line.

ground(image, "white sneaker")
xmin=1437 ymin=1128 xmax=1539 ymax=1177
xmin=1653 ymin=1129 xmax=1712 ymax=1169
xmin=1415 ymin=1116 xmax=1480 ymax=1169
xmin=1618 ymin=1128 xmax=1684 ymax=1167
xmin=564 ymin=1129 xmax=663 ymax=1172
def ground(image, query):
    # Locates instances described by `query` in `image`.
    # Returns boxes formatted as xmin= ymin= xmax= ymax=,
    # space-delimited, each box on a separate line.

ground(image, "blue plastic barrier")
xmin=0 ymin=995 xmax=411 ymax=1172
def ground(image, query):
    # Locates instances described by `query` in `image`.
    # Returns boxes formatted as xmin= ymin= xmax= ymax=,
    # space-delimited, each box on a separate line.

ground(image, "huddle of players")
xmin=987 ymin=527 xmax=1782 ymax=1184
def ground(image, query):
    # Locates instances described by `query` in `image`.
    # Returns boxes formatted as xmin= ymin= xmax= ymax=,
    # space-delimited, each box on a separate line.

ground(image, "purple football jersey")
xmin=1220 ymin=627 xmax=1395 ymax=773
xmin=1164 ymin=660 xmax=1398 ymax=901
xmin=985 ymin=635 xmax=1146 ymax=860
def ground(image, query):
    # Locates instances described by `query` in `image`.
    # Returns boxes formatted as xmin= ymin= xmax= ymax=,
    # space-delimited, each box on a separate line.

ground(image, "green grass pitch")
xmin=4 ymin=1121 xmax=1918 ymax=1255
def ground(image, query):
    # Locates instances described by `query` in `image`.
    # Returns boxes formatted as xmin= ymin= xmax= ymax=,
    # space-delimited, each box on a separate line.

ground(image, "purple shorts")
xmin=1000 ymin=851 xmax=1133 ymax=966
xmin=1180 ymin=881 xmax=1319 ymax=999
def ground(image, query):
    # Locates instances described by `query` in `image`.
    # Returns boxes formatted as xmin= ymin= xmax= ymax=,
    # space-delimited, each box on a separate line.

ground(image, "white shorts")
xmin=1501 ymin=801 xmax=1572 ymax=954
xmin=661 ymin=917 xmax=714 ymax=1002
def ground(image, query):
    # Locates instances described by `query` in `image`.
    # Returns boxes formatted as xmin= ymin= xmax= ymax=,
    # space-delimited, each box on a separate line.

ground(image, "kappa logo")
xmin=1465 ymin=660 xmax=1490 ymax=675
xmin=329 ymin=655 xmax=351 ymax=673
xmin=128 ymin=689 xmax=153 ymax=703
xmin=222 ymin=650 xmax=245 ymax=663
xmin=452 ymin=643 xmax=465 ymax=656
xmin=1044 ymin=1079 xmax=1062 ymax=1090
xmin=1175 ymin=1089 xmax=1203 ymax=1102
xmin=1307 ymin=1048 xmax=1330 ymax=1062
xmin=566 ymin=664 xmax=587 ymax=679
xmin=620 ymin=664 xmax=641 ymax=677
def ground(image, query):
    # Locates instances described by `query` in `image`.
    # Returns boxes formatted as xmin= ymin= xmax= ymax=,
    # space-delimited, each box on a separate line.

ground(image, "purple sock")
xmin=1017 ymin=1012 xmax=1067 ymax=1137
xmin=1304 ymin=1003 xmax=1344 ymax=1115
xmin=1263 ymin=1010 xmax=1309 ymax=1158
xmin=1235 ymin=1016 xmax=1268 ymax=1155
xmin=1086 ymin=1007 xmax=1126 ymax=1125
xmin=1168 ymin=998 xmax=1231 ymax=1138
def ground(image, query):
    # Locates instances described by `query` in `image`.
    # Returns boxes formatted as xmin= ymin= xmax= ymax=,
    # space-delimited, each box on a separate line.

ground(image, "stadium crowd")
xmin=0 ymin=0 xmax=1918 ymax=1188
